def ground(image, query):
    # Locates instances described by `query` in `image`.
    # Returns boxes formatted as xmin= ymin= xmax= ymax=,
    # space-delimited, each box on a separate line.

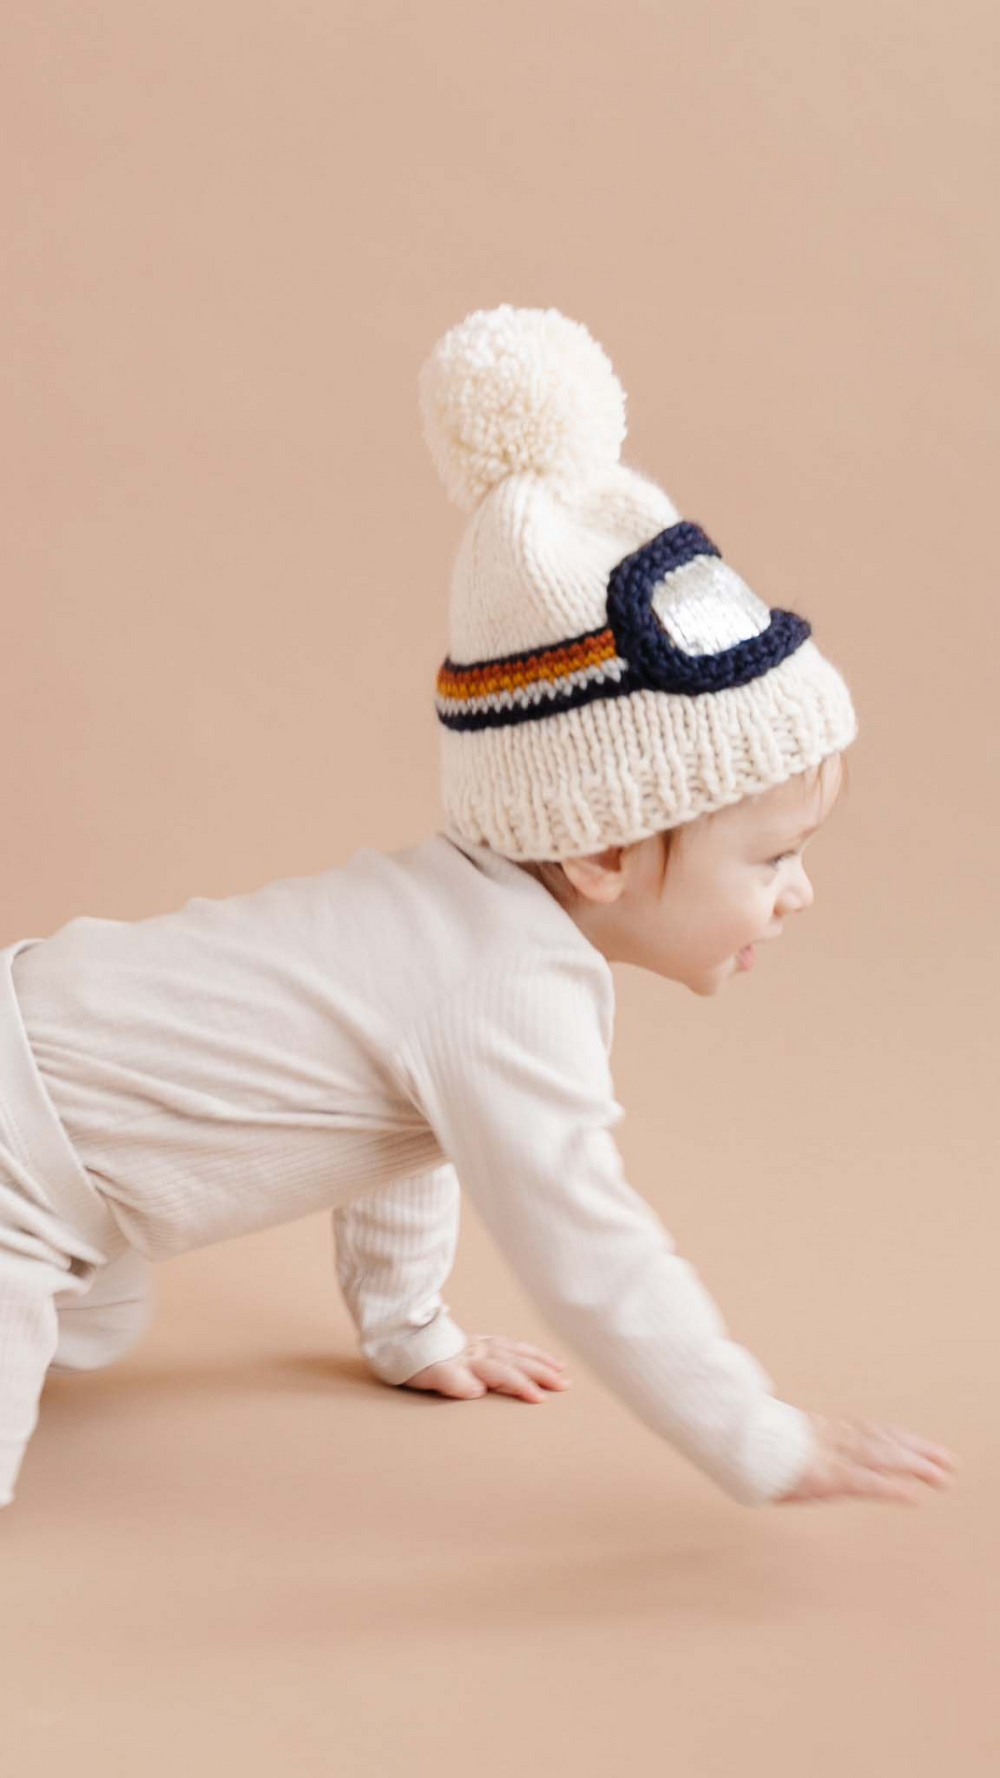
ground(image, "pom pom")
xmin=418 ymin=304 xmax=627 ymax=511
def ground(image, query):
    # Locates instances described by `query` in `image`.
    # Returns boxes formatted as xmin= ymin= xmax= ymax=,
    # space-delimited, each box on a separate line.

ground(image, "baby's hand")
xmin=402 ymin=1335 xmax=570 ymax=1402
xmin=774 ymin=1411 xmax=960 ymax=1506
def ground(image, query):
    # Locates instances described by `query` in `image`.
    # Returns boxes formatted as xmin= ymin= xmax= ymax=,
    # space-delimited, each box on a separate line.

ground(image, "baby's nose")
xmin=778 ymin=868 xmax=814 ymax=915
xmin=792 ymin=876 xmax=815 ymax=913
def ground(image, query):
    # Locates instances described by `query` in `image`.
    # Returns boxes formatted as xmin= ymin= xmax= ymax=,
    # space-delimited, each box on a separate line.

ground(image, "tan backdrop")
xmin=2 ymin=4 xmax=997 ymax=1773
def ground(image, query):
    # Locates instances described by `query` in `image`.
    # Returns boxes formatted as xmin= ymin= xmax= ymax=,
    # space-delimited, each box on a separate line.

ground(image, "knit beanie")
xmin=419 ymin=304 xmax=858 ymax=862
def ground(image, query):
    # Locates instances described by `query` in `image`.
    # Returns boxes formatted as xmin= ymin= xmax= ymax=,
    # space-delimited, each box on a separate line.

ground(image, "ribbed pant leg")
xmin=0 ymin=1222 xmax=93 ymax=1508
xmin=50 ymin=1246 xmax=154 ymax=1372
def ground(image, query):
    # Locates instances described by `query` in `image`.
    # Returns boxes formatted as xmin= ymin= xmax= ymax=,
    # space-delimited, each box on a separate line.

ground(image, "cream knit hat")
xmin=419 ymin=304 xmax=858 ymax=862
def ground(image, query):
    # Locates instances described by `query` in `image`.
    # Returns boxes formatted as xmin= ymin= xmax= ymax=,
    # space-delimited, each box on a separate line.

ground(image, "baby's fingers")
xmin=472 ymin=1357 xmax=549 ymax=1402
xmin=882 ymin=1424 xmax=960 ymax=1476
xmin=835 ymin=1425 xmax=953 ymax=1501
xmin=505 ymin=1341 xmax=567 ymax=1369
xmin=520 ymin=1357 xmax=571 ymax=1391
xmin=838 ymin=1463 xmax=923 ymax=1506
xmin=851 ymin=1421 xmax=956 ymax=1490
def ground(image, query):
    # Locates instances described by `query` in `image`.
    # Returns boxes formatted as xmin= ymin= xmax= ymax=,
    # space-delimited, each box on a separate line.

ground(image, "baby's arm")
xmin=379 ymin=957 xmax=958 ymax=1506
xmin=395 ymin=957 xmax=959 ymax=1507
xmin=393 ymin=950 xmax=816 ymax=1508
xmin=332 ymin=1163 xmax=470 ymax=1384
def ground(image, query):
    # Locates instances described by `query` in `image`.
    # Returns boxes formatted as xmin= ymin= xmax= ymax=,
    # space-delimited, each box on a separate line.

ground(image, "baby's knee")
xmin=50 ymin=1262 xmax=155 ymax=1372
xmin=50 ymin=1301 xmax=153 ymax=1371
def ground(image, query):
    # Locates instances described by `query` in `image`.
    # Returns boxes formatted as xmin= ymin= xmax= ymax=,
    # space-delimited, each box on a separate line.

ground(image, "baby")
xmin=0 ymin=305 xmax=957 ymax=1513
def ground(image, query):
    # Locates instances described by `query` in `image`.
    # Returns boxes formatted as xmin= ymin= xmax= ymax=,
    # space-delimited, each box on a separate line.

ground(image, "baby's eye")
xmin=768 ymin=851 xmax=795 ymax=868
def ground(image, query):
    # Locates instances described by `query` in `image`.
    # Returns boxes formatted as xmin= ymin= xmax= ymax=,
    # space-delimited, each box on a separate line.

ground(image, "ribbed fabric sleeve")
xmin=393 ymin=948 xmax=816 ymax=1507
xmin=331 ymin=1163 xmax=468 ymax=1384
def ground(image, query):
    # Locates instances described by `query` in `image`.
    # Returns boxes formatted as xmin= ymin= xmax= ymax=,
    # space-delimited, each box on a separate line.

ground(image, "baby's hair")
xmin=516 ymin=750 xmax=849 ymax=906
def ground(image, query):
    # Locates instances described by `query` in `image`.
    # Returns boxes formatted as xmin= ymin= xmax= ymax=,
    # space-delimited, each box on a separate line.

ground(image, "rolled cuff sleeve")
xmin=358 ymin=1309 xmax=470 ymax=1387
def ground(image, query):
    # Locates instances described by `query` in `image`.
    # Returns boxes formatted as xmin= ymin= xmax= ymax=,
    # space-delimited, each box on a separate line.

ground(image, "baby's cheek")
xmin=714 ymin=911 xmax=753 ymax=955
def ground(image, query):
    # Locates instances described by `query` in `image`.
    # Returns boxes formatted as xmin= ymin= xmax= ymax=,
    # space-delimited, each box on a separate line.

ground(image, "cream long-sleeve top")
xmin=10 ymin=831 xmax=814 ymax=1506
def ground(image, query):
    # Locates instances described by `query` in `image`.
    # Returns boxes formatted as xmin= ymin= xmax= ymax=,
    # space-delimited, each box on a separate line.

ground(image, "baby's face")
xmin=562 ymin=753 xmax=844 ymax=996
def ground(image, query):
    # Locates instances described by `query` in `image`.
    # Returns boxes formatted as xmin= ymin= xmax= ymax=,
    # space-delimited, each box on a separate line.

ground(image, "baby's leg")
xmin=0 ymin=1230 xmax=88 ymax=1507
xmin=49 ymin=1246 xmax=154 ymax=1373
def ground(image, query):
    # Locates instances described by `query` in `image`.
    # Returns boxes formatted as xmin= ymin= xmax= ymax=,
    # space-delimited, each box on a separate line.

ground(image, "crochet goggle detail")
xmin=435 ymin=521 xmax=812 ymax=732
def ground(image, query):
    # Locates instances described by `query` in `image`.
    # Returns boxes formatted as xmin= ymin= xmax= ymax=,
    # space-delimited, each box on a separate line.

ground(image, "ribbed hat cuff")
xmin=440 ymin=641 xmax=857 ymax=861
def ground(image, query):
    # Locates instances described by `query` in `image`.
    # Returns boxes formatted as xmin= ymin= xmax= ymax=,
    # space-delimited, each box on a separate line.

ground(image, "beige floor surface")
xmin=1 ymin=1201 xmax=993 ymax=1778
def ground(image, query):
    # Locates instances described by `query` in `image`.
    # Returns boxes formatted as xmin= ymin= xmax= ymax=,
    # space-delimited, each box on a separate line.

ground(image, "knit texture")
xmin=420 ymin=305 xmax=858 ymax=860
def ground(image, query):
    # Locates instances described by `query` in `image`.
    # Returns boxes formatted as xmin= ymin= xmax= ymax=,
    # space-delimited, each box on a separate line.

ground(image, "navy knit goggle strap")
xmin=608 ymin=521 xmax=812 ymax=695
xmin=435 ymin=520 xmax=812 ymax=732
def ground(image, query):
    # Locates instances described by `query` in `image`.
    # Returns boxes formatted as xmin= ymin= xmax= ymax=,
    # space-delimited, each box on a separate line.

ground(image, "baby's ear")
xmin=561 ymin=847 xmax=627 ymax=904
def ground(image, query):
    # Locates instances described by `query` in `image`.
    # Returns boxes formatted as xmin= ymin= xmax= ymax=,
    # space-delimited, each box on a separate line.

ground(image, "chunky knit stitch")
xmin=420 ymin=305 xmax=858 ymax=860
